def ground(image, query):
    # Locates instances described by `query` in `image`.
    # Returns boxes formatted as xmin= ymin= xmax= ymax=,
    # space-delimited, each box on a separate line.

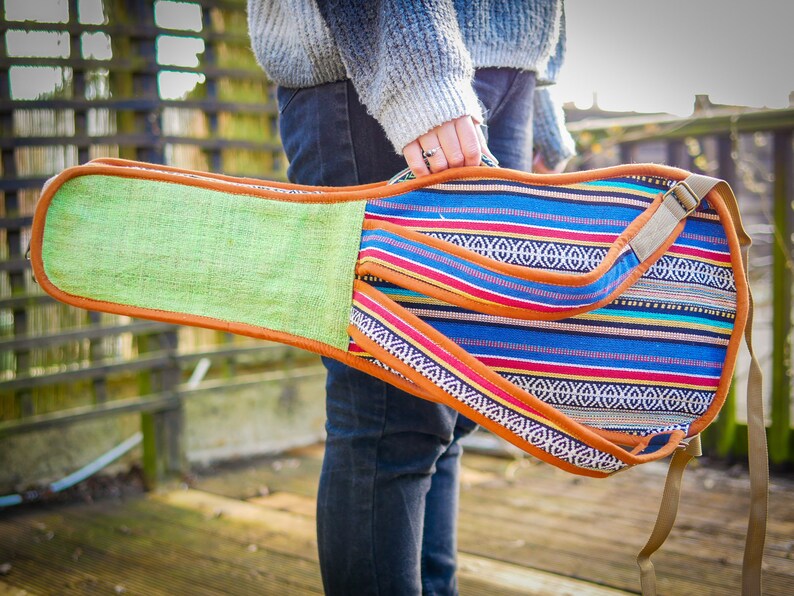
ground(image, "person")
xmin=247 ymin=1 xmax=575 ymax=593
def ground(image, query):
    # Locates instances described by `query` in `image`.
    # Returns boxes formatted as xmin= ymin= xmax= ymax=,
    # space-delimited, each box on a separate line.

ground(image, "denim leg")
xmin=473 ymin=68 xmax=537 ymax=171
xmin=420 ymin=415 xmax=477 ymax=595
xmin=278 ymin=80 xmax=474 ymax=595
xmin=276 ymin=71 xmax=533 ymax=595
xmin=319 ymin=358 xmax=463 ymax=595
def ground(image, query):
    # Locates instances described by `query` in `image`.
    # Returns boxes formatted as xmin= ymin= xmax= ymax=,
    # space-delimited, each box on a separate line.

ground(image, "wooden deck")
xmin=1 ymin=443 xmax=792 ymax=595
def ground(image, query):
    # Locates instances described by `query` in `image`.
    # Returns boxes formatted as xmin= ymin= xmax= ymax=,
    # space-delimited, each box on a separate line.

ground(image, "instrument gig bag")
xmin=29 ymin=158 xmax=768 ymax=595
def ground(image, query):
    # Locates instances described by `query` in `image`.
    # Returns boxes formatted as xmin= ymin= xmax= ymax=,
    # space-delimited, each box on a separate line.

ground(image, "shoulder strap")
xmin=635 ymin=174 xmax=768 ymax=595
xmin=637 ymin=435 xmax=702 ymax=594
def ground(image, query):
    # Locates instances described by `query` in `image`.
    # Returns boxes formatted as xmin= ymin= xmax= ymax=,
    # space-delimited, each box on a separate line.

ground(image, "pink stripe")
xmin=354 ymin=291 xmax=546 ymax=419
xmin=359 ymin=248 xmax=569 ymax=312
xmin=362 ymin=233 xmax=630 ymax=301
xmin=668 ymin=244 xmax=731 ymax=263
xmin=348 ymin=342 xmax=367 ymax=354
xmin=366 ymin=213 xmax=618 ymax=243
xmin=360 ymin=242 xmax=628 ymax=311
xmin=477 ymin=356 xmax=720 ymax=387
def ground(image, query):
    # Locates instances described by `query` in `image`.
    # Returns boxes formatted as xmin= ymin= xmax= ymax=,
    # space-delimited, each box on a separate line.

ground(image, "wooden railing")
xmin=0 ymin=0 xmax=320 ymax=491
xmin=568 ymin=106 xmax=794 ymax=466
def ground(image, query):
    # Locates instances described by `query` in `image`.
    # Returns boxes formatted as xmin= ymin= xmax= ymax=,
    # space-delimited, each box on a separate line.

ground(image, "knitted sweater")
xmin=247 ymin=0 xmax=576 ymax=169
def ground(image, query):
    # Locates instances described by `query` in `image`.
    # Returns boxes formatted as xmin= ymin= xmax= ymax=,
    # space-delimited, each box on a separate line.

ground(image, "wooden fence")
xmin=0 ymin=0 xmax=321 ymax=490
xmin=1 ymin=0 xmax=792 ymax=495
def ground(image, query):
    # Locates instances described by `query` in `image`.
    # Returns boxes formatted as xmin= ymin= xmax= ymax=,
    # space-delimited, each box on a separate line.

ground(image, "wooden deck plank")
xmin=459 ymin=481 xmax=794 ymax=576
xmin=466 ymin=460 xmax=794 ymax=539
xmin=1 ymin=522 xmax=221 ymax=596
xmin=248 ymin=492 xmax=318 ymax=516
xmin=192 ymin=452 xmax=323 ymax=500
xmin=453 ymin=457 xmax=794 ymax=594
xmin=167 ymin=489 xmax=634 ymax=596
xmin=462 ymin=461 xmax=794 ymax=553
xmin=1 ymin=515 xmax=317 ymax=595
xmin=60 ymin=508 xmax=324 ymax=593
xmin=0 ymin=499 xmax=322 ymax=595
xmin=248 ymin=491 xmax=633 ymax=595
xmin=187 ymin=444 xmax=794 ymax=595
xmin=0 ymin=444 xmax=792 ymax=595
xmin=459 ymin=485 xmax=748 ymax=563
xmin=0 ymin=548 xmax=124 ymax=595
xmin=101 ymin=499 xmax=319 ymax=563
xmin=457 ymin=553 xmax=630 ymax=596
xmin=0 ymin=580 xmax=31 ymax=596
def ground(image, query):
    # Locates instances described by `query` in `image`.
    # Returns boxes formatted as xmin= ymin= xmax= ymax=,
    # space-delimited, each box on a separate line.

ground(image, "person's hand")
xmin=402 ymin=116 xmax=496 ymax=178
xmin=532 ymin=153 xmax=567 ymax=174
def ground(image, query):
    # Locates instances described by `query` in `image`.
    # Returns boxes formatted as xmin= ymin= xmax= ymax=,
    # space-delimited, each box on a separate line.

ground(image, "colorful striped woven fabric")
xmin=349 ymin=174 xmax=738 ymax=475
xmin=30 ymin=159 xmax=746 ymax=478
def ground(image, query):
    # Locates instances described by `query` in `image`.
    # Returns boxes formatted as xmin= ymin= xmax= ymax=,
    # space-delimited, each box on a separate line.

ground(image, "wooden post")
xmin=665 ymin=139 xmax=687 ymax=169
xmin=109 ymin=0 xmax=182 ymax=486
xmin=69 ymin=0 xmax=108 ymax=405
xmin=200 ymin=5 xmax=234 ymax=377
xmin=0 ymin=11 xmax=32 ymax=419
xmin=129 ymin=0 xmax=163 ymax=165
xmin=619 ymin=142 xmax=635 ymax=165
xmin=139 ymin=329 xmax=184 ymax=488
xmin=108 ymin=0 xmax=162 ymax=164
xmin=108 ymin=0 xmax=133 ymax=161
xmin=702 ymin=134 xmax=739 ymax=456
xmin=141 ymin=0 xmax=182 ymax=486
xmin=69 ymin=0 xmax=89 ymax=166
xmin=770 ymin=129 xmax=792 ymax=465
xmin=202 ymin=5 xmax=221 ymax=174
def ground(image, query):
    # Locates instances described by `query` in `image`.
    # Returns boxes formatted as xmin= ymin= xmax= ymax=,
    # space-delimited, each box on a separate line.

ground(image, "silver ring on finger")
xmin=421 ymin=146 xmax=441 ymax=159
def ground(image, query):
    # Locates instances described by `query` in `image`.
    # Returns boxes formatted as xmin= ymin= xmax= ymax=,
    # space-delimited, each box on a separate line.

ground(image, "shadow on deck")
xmin=1 ymin=443 xmax=792 ymax=595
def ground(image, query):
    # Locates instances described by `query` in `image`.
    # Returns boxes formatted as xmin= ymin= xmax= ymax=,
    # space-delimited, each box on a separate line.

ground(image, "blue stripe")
xmin=581 ymin=180 xmax=659 ymax=193
xmin=426 ymin=320 xmax=728 ymax=374
xmin=368 ymin=190 xmax=646 ymax=231
xmin=596 ymin=308 xmax=735 ymax=330
xmin=362 ymin=229 xmax=639 ymax=307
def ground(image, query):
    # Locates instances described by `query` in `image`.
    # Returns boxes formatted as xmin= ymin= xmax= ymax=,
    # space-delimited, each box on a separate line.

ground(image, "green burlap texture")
xmin=42 ymin=175 xmax=367 ymax=349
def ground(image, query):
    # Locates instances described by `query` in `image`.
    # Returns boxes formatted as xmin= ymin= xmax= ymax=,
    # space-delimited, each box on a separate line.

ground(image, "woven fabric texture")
xmin=350 ymin=287 xmax=629 ymax=474
xmin=351 ymin=174 xmax=737 ymax=472
xmin=42 ymin=175 xmax=365 ymax=349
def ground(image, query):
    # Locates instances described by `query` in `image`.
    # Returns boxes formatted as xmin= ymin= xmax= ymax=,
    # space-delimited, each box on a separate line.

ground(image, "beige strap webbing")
xmin=635 ymin=174 xmax=768 ymax=596
xmin=636 ymin=435 xmax=702 ymax=595
xmin=735 ymin=212 xmax=768 ymax=596
xmin=630 ymin=180 xmax=699 ymax=262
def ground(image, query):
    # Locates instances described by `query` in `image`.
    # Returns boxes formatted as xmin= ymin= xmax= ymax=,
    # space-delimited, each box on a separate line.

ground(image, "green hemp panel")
xmin=42 ymin=175 xmax=367 ymax=350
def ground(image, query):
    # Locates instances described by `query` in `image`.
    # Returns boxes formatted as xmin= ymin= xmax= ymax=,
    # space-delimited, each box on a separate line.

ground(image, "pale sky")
xmin=5 ymin=0 xmax=794 ymax=115
xmin=556 ymin=0 xmax=794 ymax=115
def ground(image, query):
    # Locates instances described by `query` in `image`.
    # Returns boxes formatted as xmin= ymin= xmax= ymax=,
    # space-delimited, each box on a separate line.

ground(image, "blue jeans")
xmin=277 ymin=68 xmax=536 ymax=596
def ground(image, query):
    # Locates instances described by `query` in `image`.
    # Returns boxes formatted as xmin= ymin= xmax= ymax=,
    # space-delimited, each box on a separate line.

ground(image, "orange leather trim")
xmin=40 ymin=162 xmax=369 ymax=205
xmin=87 ymin=158 xmax=695 ymax=199
xmin=29 ymin=159 xmax=742 ymax=455
xmin=42 ymin=159 xmax=696 ymax=207
xmin=685 ymin=187 xmax=749 ymax=437
xmin=87 ymin=157 xmax=389 ymax=193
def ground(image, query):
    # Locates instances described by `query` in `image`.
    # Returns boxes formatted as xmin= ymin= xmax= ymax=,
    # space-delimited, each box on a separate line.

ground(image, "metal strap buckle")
xmin=665 ymin=181 xmax=700 ymax=216
xmin=678 ymin=434 xmax=703 ymax=457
